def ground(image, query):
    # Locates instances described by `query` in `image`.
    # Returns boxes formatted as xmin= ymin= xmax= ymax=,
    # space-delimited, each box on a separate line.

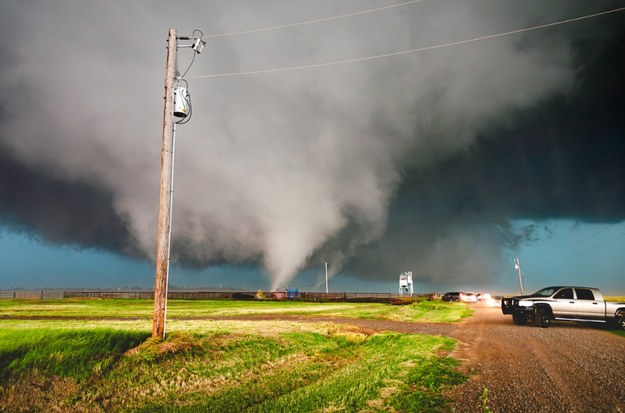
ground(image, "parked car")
xmin=442 ymin=292 xmax=461 ymax=302
xmin=460 ymin=292 xmax=477 ymax=303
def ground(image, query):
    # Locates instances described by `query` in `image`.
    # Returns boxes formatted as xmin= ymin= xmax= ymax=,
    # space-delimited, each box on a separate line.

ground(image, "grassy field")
xmin=0 ymin=298 xmax=472 ymax=322
xmin=0 ymin=299 xmax=471 ymax=412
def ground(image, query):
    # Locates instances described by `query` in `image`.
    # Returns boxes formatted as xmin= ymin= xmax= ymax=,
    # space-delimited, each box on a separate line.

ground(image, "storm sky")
xmin=1 ymin=1 xmax=624 ymax=293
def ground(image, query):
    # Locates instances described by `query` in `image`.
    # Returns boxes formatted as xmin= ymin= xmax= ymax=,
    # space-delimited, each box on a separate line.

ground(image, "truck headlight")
xmin=518 ymin=300 xmax=534 ymax=307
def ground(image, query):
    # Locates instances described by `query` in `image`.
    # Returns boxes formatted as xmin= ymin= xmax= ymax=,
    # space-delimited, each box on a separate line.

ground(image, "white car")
xmin=460 ymin=292 xmax=477 ymax=303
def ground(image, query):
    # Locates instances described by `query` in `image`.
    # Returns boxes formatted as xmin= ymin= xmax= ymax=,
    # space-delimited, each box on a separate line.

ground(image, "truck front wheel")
xmin=513 ymin=312 xmax=528 ymax=325
xmin=536 ymin=308 xmax=551 ymax=328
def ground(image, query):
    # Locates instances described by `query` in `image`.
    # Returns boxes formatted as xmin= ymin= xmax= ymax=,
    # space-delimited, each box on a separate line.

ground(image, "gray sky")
xmin=1 ymin=1 xmax=624 ymax=291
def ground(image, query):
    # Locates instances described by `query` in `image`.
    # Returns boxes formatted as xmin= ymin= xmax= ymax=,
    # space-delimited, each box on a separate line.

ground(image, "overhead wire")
xmin=179 ymin=51 xmax=196 ymax=79
xmin=524 ymin=222 xmax=620 ymax=260
xmin=203 ymin=0 xmax=426 ymax=39
xmin=192 ymin=6 xmax=625 ymax=79
xmin=500 ymin=227 xmax=625 ymax=292
xmin=526 ymin=230 xmax=625 ymax=267
xmin=569 ymin=231 xmax=625 ymax=256
xmin=426 ymin=223 xmax=625 ymax=281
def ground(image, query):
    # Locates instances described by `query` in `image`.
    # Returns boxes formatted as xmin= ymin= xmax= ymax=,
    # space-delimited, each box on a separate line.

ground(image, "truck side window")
xmin=554 ymin=288 xmax=574 ymax=299
xmin=575 ymin=289 xmax=595 ymax=300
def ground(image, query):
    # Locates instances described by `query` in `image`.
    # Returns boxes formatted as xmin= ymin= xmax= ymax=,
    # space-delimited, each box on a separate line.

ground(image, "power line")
xmin=204 ymin=0 xmax=425 ymax=39
xmin=192 ymin=6 xmax=625 ymax=79
xmin=428 ymin=224 xmax=625 ymax=280
xmin=525 ymin=222 xmax=619 ymax=260
xmin=522 ymin=230 xmax=625 ymax=268
xmin=563 ymin=231 xmax=625 ymax=258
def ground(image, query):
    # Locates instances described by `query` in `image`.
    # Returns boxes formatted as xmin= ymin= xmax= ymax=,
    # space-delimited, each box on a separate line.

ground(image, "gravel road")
xmin=446 ymin=303 xmax=625 ymax=413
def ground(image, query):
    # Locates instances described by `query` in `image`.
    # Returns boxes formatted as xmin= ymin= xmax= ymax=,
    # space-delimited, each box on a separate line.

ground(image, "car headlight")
xmin=518 ymin=300 xmax=534 ymax=307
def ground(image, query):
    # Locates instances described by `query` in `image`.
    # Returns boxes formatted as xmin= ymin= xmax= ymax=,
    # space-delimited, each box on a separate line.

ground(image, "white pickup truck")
xmin=501 ymin=286 xmax=625 ymax=329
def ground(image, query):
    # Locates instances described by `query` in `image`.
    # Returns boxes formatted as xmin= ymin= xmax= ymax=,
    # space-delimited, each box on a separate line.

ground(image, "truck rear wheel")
xmin=618 ymin=317 xmax=625 ymax=331
xmin=513 ymin=313 xmax=527 ymax=325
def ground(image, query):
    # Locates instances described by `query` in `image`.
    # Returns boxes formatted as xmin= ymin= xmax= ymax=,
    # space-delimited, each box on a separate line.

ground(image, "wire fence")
xmin=0 ymin=290 xmax=438 ymax=304
xmin=0 ymin=290 xmax=65 ymax=300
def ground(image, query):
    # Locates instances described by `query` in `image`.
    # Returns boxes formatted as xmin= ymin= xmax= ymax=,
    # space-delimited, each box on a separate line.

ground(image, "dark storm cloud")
xmin=0 ymin=147 xmax=132 ymax=252
xmin=403 ymin=21 xmax=625 ymax=223
xmin=342 ymin=21 xmax=625 ymax=282
xmin=0 ymin=1 xmax=623 ymax=287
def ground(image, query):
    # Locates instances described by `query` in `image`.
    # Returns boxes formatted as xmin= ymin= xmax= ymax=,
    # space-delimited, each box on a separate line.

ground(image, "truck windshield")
xmin=533 ymin=287 xmax=560 ymax=297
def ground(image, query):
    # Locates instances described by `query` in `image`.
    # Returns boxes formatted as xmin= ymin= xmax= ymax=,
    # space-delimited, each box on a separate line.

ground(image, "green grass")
xmin=0 ymin=328 xmax=148 ymax=380
xmin=0 ymin=298 xmax=472 ymax=323
xmin=384 ymin=300 xmax=473 ymax=322
xmin=0 ymin=298 xmax=155 ymax=318
xmin=0 ymin=299 xmax=470 ymax=412
xmin=105 ymin=332 xmax=462 ymax=413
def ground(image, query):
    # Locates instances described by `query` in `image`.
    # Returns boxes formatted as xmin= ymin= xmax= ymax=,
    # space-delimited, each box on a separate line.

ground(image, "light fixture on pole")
xmin=514 ymin=257 xmax=524 ymax=295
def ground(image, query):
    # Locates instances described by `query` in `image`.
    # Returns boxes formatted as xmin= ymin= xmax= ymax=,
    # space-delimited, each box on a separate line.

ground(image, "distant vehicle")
xmin=460 ymin=292 xmax=477 ymax=303
xmin=485 ymin=295 xmax=502 ymax=307
xmin=501 ymin=286 xmax=625 ymax=329
xmin=442 ymin=292 xmax=461 ymax=302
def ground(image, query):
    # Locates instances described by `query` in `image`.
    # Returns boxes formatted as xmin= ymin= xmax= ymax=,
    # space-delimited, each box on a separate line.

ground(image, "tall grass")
xmin=0 ymin=299 xmax=470 ymax=411
xmin=0 ymin=328 xmax=465 ymax=412
xmin=119 ymin=332 xmax=463 ymax=413
xmin=0 ymin=328 xmax=148 ymax=380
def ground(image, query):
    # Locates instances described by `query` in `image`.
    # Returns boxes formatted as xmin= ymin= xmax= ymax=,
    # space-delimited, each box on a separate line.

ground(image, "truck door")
xmin=551 ymin=288 xmax=576 ymax=317
xmin=575 ymin=288 xmax=603 ymax=319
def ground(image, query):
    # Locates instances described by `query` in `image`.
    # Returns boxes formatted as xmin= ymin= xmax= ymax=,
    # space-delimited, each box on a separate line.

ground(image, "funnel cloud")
xmin=0 ymin=1 xmax=623 ymax=289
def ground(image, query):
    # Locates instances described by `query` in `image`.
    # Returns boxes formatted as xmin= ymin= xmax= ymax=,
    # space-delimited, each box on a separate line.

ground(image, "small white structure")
xmin=399 ymin=271 xmax=413 ymax=295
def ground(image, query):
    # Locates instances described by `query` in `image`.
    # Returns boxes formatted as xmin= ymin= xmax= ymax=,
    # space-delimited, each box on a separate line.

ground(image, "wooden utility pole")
xmin=324 ymin=261 xmax=329 ymax=294
xmin=515 ymin=257 xmax=524 ymax=295
xmin=153 ymin=29 xmax=177 ymax=339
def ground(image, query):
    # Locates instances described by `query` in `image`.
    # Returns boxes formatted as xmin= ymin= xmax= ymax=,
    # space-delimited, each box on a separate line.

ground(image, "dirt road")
xmin=446 ymin=303 xmax=625 ymax=413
